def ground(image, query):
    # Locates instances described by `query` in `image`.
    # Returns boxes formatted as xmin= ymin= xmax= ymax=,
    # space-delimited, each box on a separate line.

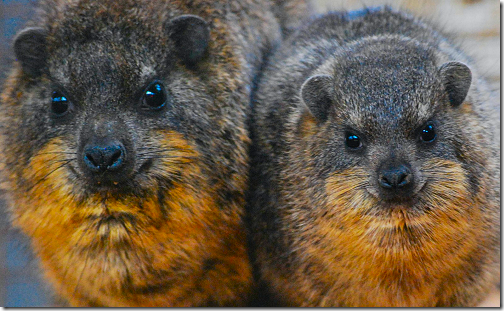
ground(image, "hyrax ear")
xmin=167 ymin=15 xmax=210 ymax=67
xmin=300 ymin=74 xmax=334 ymax=123
xmin=439 ymin=61 xmax=472 ymax=107
xmin=14 ymin=27 xmax=48 ymax=77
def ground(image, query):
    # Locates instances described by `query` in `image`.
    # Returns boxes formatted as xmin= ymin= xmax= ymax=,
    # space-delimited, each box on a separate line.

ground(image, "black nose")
xmin=378 ymin=164 xmax=413 ymax=190
xmin=83 ymin=142 xmax=125 ymax=173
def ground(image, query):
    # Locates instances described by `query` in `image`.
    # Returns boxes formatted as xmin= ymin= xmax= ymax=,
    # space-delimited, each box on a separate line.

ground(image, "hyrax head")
xmin=9 ymin=6 xmax=211 ymax=195
xmin=297 ymin=36 xmax=476 ymax=215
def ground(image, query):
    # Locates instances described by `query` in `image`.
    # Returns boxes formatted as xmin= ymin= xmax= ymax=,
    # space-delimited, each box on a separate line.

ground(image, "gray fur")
xmin=249 ymin=6 xmax=500 ymax=307
xmin=0 ymin=0 xmax=312 ymax=307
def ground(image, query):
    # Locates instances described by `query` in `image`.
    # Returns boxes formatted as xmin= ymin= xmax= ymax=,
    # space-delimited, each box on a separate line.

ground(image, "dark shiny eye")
xmin=420 ymin=122 xmax=436 ymax=143
xmin=345 ymin=132 xmax=362 ymax=149
xmin=51 ymin=91 xmax=70 ymax=115
xmin=142 ymin=82 xmax=166 ymax=110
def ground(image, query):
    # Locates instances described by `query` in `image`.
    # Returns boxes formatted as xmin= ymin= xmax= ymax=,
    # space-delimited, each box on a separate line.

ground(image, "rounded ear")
xmin=14 ymin=27 xmax=48 ymax=77
xmin=300 ymin=74 xmax=334 ymax=123
xmin=439 ymin=61 xmax=472 ymax=107
xmin=166 ymin=15 xmax=210 ymax=67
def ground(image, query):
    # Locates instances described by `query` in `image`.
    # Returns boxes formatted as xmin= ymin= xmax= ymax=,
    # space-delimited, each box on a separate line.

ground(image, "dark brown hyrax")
xmin=249 ymin=6 xmax=499 ymax=307
xmin=0 ymin=0 xmax=310 ymax=307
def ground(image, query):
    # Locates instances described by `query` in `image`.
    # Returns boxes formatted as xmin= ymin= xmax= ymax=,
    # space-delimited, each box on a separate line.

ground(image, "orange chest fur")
xmin=8 ymin=136 xmax=251 ymax=307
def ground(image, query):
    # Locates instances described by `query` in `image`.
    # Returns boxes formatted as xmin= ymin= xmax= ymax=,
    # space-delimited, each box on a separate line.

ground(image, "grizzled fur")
xmin=0 ymin=0 xmax=310 ymax=307
xmin=249 ymin=7 xmax=499 ymax=307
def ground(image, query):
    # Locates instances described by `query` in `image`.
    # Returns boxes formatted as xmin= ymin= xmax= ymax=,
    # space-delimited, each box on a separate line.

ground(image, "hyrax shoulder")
xmin=0 ymin=0 xmax=310 ymax=307
xmin=250 ymin=6 xmax=499 ymax=307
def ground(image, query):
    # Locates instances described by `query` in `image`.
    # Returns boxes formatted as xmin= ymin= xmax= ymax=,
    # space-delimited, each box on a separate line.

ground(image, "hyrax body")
xmin=0 ymin=0 xmax=310 ymax=307
xmin=249 ymin=7 xmax=500 ymax=307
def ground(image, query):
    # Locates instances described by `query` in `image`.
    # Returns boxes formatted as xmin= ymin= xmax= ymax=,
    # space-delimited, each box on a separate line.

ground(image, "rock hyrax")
xmin=249 ymin=6 xmax=499 ymax=307
xmin=0 ymin=0 xmax=309 ymax=306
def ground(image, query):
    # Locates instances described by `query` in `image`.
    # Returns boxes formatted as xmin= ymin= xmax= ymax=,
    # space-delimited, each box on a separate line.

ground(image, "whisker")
xmin=137 ymin=146 xmax=187 ymax=152
xmin=28 ymin=157 xmax=76 ymax=175
xmin=136 ymin=146 xmax=159 ymax=150
xmin=34 ymin=157 xmax=75 ymax=171
xmin=136 ymin=151 xmax=178 ymax=157
xmin=45 ymin=158 xmax=78 ymax=164
xmin=138 ymin=155 xmax=196 ymax=160
xmin=26 ymin=159 xmax=74 ymax=192
xmin=136 ymin=150 xmax=194 ymax=157
xmin=37 ymin=151 xmax=78 ymax=155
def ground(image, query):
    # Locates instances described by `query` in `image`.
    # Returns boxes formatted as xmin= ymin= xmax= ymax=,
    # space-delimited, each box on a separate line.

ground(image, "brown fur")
xmin=249 ymin=7 xmax=499 ymax=307
xmin=7 ymin=129 xmax=251 ymax=306
xmin=280 ymin=162 xmax=489 ymax=307
xmin=0 ymin=0 xmax=310 ymax=306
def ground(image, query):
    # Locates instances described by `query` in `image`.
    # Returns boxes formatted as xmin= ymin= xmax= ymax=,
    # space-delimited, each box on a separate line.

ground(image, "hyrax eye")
xmin=141 ymin=81 xmax=167 ymax=110
xmin=51 ymin=91 xmax=70 ymax=116
xmin=420 ymin=122 xmax=436 ymax=143
xmin=345 ymin=132 xmax=362 ymax=149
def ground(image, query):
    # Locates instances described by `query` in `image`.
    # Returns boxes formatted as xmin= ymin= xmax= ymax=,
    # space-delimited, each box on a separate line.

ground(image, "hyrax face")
xmin=11 ymin=15 xmax=210 ymax=199
xmin=280 ymin=37 xmax=490 ymax=305
xmin=298 ymin=38 xmax=475 ymax=219
xmin=1 ymin=1 xmax=252 ymax=306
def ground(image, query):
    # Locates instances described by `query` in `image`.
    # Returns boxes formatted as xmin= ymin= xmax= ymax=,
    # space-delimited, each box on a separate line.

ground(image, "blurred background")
xmin=0 ymin=0 xmax=500 ymax=307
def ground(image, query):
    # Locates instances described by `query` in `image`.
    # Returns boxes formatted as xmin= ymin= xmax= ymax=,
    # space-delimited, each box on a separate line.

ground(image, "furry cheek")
xmin=12 ymin=137 xmax=77 ymax=234
xmin=306 ymin=159 xmax=481 ymax=265
xmin=143 ymin=130 xmax=198 ymax=181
